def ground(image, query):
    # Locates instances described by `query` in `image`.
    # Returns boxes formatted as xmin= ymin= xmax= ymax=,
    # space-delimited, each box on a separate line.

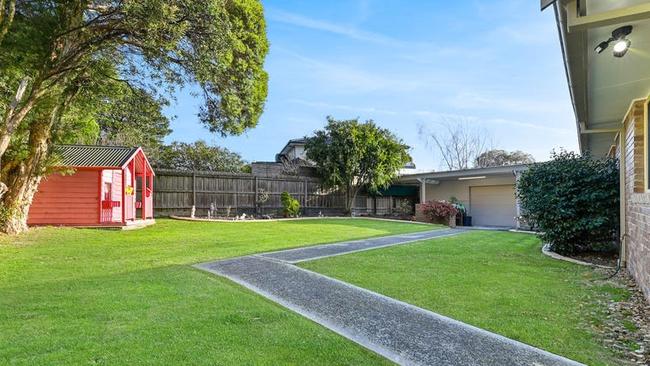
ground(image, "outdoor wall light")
xmin=612 ymin=38 xmax=631 ymax=57
xmin=594 ymin=25 xmax=633 ymax=58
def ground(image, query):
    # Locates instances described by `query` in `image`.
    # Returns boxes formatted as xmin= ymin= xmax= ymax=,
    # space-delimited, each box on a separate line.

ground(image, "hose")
xmin=606 ymin=233 xmax=626 ymax=280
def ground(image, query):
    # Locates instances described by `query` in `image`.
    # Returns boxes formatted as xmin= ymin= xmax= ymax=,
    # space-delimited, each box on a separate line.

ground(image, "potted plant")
xmin=449 ymin=196 xmax=467 ymax=226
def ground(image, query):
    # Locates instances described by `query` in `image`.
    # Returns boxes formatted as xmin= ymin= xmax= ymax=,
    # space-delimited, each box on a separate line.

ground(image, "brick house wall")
xmin=619 ymin=100 xmax=650 ymax=302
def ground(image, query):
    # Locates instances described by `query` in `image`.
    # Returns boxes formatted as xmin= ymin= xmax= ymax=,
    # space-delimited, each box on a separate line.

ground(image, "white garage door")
xmin=470 ymin=185 xmax=516 ymax=227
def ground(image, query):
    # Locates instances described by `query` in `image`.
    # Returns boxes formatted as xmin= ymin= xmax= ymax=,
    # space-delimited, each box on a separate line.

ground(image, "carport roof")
xmin=399 ymin=164 xmax=528 ymax=183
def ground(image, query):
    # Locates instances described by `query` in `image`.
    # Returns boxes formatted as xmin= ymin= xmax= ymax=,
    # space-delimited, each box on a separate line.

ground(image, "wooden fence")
xmin=153 ymin=169 xmax=415 ymax=218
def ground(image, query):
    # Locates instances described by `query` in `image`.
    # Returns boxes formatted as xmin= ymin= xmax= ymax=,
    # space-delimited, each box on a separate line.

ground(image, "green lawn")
xmin=0 ymin=218 xmax=434 ymax=365
xmin=300 ymin=231 xmax=628 ymax=366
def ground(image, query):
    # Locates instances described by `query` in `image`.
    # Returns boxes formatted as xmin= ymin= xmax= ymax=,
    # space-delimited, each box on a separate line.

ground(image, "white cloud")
xmin=267 ymin=8 xmax=404 ymax=47
xmin=277 ymin=48 xmax=424 ymax=93
xmin=412 ymin=110 xmax=573 ymax=135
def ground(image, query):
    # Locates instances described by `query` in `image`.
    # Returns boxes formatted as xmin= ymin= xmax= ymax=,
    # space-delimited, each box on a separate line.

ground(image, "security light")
xmin=612 ymin=39 xmax=631 ymax=57
xmin=594 ymin=25 xmax=633 ymax=58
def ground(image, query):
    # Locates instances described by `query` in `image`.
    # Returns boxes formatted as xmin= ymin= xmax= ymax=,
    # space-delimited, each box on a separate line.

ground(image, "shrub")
xmin=280 ymin=191 xmax=301 ymax=218
xmin=517 ymin=150 xmax=619 ymax=255
xmin=420 ymin=200 xmax=458 ymax=223
xmin=449 ymin=196 xmax=466 ymax=215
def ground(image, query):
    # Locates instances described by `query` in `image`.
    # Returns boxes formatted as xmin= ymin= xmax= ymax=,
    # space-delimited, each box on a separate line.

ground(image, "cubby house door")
xmin=100 ymin=170 xmax=122 ymax=223
xmin=100 ymin=181 xmax=113 ymax=223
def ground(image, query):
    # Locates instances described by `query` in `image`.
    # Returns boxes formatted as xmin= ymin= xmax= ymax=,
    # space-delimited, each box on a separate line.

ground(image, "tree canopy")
xmin=475 ymin=149 xmax=534 ymax=168
xmin=96 ymin=88 xmax=172 ymax=150
xmin=0 ymin=0 xmax=269 ymax=233
xmin=154 ymin=140 xmax=247 ymax=172
xmin=306 ymin=117 xmax=411 ymax=214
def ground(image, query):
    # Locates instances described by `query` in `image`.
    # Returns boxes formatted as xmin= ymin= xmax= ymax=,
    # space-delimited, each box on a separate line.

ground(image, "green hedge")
xmin=517 ymin=151 xmax=619 ymax=255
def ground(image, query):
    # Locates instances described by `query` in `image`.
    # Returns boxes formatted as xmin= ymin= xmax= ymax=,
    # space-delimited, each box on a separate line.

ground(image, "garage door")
xmin=469 ymin=185 xmax=516 ymax=227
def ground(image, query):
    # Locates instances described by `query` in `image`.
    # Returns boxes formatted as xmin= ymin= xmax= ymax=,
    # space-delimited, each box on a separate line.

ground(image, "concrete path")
xmin=195 ymin=229 xmax=583 ymax=366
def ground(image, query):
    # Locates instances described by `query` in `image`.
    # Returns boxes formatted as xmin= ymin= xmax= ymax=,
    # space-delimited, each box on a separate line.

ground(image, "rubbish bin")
xmin=463 ymin=216 xmax=472 ymax=226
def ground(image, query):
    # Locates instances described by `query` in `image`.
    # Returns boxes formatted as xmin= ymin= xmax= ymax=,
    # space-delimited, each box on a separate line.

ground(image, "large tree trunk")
xmin=0 ymin=127 xmax=49 ymax=234
xmin=0 ymin=89 xmax=71 ymax=234
xmin=0 ymin=78 xmax=34 ymax=159
xmin=0 ymin=166 xmax=43 ymax=234
xmin=343 ymin=184 xmax=358 ymax=217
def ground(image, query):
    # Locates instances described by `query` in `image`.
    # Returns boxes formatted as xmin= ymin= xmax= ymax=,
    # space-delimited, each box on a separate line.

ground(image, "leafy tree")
xmin=517 ymin=150 xmax=619 ymax=255
xmin=0 ymin=0 xmax=16 ymax=45
xmin=154 ymin=140 xmax=247 ymax=172
xmin=0 ymin=0 xmax=268 ymax=233
xmin=96 ymin=88 xmax=172 ymax=150
xmin=306 ymin=117 xmax=411 ymax=215
xmin=475 ymin=149 xmax=534 ymax=168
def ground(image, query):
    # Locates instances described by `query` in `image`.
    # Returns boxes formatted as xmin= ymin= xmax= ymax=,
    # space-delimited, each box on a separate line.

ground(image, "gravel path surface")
xmin=260 ymin=228 xmax=462 ymax=263
xmin=195 ymin=229 xmax=583 ymax=366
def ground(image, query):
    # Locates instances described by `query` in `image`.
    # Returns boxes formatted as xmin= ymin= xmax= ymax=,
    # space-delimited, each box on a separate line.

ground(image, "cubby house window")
xmin=104 ymin=182 xmax=112 ymax=201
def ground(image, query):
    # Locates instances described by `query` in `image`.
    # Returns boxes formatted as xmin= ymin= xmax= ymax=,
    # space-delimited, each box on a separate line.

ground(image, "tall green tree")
xmin=306 ymin=117 xmax=411 ymax=215
xmin=154 ymin=140 xmax=247 ymax=172
xmin=0 ymin=0 xmax=269 ymax=234
xmin=96 ymin=87 xmax=172 ymax=150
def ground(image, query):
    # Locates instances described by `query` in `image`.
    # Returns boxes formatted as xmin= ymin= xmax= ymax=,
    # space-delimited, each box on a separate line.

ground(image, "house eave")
xmin=399 ymin=164 xmax=529 ymax=183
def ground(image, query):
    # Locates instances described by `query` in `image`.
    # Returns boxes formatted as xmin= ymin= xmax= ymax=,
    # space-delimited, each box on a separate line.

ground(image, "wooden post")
xmin=192 ymin=172 xmax=196 ymax=207
xmin=121 ymin=168 xmax=126 ymax=224
xmin=131 ymin=160 xmax=135 ymax=221
xmin=254 ymin=176 xmax=259 ymax=214
xmin=149 ymin=174 xmax=154 ymax=219
xmin=303 ymin=178 xmax=308 ymax=207
xmin=234 ymin=180 xmax=238 ymax=216
xmin=98 ymin=170 xmax=103 ymax=224
xmin=141 ymin=157 xmax=146 ymax=220
xmin=373 ymin=196 xmax=377 ymax=215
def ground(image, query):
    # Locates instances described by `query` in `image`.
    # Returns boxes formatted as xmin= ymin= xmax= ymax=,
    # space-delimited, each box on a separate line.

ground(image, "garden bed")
xmin=169 ymin=215 xmax=431 ymax=225
xmin=569 ymin=251 xmax=619 ymax=268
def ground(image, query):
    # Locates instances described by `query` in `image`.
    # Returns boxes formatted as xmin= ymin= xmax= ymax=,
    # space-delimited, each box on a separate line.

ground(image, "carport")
xmin=399 ymin=165 xmax=528 ymax=228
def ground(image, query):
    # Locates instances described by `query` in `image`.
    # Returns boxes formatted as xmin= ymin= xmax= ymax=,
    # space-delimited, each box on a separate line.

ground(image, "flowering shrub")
xmin=420 ymin=200 xmax=458 ymax=221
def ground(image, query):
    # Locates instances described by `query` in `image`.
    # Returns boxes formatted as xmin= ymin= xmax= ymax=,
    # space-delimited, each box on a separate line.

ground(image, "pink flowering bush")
xmin=420 ymin=200 xmax=458 ymax=221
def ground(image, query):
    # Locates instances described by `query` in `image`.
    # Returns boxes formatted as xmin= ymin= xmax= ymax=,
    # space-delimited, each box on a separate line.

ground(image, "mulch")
xmin=569 ymin=251 xmax=619 ymax=268
xmin=594 ymin=268 xmax=650 ymax=365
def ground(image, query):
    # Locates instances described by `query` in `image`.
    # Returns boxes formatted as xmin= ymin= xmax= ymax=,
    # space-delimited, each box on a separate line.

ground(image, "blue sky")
xmin=165 ymin=0 xmax=577 ymax=171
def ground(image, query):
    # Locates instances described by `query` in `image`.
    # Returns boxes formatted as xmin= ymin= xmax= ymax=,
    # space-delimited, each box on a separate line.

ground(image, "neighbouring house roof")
xmin=398 ymin=164 xmax=529 ymax=183
xmin=54 ymin=145 xmax=153 ymax=174
xmin=275 ymin=138 xmax=307 ymax=162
